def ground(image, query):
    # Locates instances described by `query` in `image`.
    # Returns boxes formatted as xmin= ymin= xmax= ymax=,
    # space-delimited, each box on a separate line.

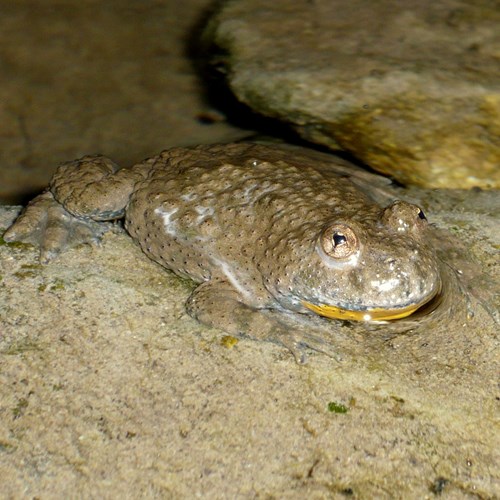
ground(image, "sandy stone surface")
xmin=1 ymin=0 xmax=499 ymax=498
xmin=206 ymin=0 xmax=500 ymax=189
xmin=0 ymin=0 xmax=248 ymax=203
xmin=1 ymin=184 xmax=499 ymax=498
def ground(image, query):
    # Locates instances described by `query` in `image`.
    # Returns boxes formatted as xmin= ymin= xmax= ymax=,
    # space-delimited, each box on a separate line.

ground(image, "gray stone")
xmin=206 ymin=0 xmax=500 ymax=188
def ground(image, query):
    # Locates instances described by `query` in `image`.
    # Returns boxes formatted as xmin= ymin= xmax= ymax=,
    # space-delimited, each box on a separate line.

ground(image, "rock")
xmin=1 ymin=185 xmax=499 ymax=497
xmin=206 ymin=0 xmax=500 ymax=188
xmin=0 ymin=1 xmax=248 ymax=203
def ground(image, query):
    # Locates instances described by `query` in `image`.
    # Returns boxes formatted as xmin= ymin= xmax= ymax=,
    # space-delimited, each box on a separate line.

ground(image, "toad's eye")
xmin=320 ymin=224 xmax=358 ymax=259
xmin=382 ymin=201 xmax=428 ymax=232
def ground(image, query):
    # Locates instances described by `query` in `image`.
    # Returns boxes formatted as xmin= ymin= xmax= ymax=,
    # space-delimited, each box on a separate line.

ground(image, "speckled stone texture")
xmin=206 ymin=0 xmax=500 ymax=188
xmin=1 ymin=187 xmax=499 ymax=498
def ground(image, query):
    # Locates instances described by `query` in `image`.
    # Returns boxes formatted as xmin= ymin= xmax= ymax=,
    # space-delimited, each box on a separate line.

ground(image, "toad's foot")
xmin=3 ymin=191 xmax=109 ymax=263
xmin=187 ymin=279 xmax=341 ymax=363
xmin=5 ymin=154 xmax=151 ymax=262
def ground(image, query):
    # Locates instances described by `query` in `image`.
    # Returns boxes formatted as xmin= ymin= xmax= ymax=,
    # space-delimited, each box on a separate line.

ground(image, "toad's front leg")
xmin=3 ymin=190 xmax=110 ymax=263
xmin=186 ymin=279 xmax=341 ymax=363
xmin=3 ymin=155 xmax=151 ymax=262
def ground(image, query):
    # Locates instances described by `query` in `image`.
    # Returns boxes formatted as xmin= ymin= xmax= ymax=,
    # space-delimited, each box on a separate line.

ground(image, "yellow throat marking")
xmin=301 ymin=300 xmax=425 ymax=322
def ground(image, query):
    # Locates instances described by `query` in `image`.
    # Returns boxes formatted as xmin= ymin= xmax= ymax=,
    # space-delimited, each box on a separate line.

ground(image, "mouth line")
xmin=302 ymin=292 xmax=438 ymax=322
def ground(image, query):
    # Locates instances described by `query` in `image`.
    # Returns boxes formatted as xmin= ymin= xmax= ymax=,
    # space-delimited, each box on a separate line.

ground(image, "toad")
xmin=4 ymin=143 xmax=455 ymax=361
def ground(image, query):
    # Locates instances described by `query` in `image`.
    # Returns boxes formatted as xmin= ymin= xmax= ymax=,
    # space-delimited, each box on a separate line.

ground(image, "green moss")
xmin=390 ymin=395 xmax=405 ymax=404
xmin=12 ymin=264 xmax=43 ymax=280
xmin=13 ymin=271 xmax=38 ymax=279
xmin=430 ymin=477 xmax=449 ymax=494
xmin=221 ymin=335 xmax=239 ymax=348
xmin=0 ymin=234 xmax=33 ymax=250
xmin=49 ymin=278 xmax=65 ymax=291
xmin=2 ymin=339 xmax=42 ymax=355
xmin=0 ymin=441 xmax=16 ymax=453
xmin=327 ymin=401 xmax=349 ymax=414
xmin=38 ymin=279 xmax=66 ymax=292
xmin=12 ymin=398 xmax=28 ymax=418
xmin=20 ymin=263 xmax=43 ymax=270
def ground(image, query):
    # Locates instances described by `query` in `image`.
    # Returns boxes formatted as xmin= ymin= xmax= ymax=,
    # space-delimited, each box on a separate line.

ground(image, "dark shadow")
xmin=184 ymin=0 xmax=307 ymax=142
xmin=0 ymin=187 xmax=45 ymax=207
xmin=182 ymin=1 xmax=393 ymax=182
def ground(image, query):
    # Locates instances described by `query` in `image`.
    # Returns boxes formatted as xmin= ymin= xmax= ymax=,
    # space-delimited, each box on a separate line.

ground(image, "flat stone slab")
xmin=1 ymin=184 xmax=499 ymax=497
xmin=207 ymin=0 xmax=500 ymax=188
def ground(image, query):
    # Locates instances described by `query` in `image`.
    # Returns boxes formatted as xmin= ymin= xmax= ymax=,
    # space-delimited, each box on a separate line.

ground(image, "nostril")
xmin=385 ymin=257 xmax=396 ymax=265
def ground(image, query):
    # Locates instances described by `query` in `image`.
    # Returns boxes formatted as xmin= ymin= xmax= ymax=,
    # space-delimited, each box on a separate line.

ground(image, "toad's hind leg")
xmin=4 ymin=155 xmax=151 ymax=262
xmin=186 ymin=279 xmax=341 ymax=363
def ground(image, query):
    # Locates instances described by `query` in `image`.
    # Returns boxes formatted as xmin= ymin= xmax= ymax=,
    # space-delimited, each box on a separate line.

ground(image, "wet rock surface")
xmin=1 ymin=184 xmax=499 ymax=497
xmin=207 ymin=0 xmax=500 ymax=188
xmin=0 ymin=0 xmax=248 ymax=203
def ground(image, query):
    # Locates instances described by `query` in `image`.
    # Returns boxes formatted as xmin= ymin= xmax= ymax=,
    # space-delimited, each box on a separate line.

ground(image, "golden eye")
xmin=320 ymin=223 xmax=358 ymax=259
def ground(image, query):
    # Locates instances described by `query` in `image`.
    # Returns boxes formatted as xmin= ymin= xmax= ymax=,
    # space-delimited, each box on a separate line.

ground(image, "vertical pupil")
xmin=333 ymin=233 xmax=347 ymax=246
